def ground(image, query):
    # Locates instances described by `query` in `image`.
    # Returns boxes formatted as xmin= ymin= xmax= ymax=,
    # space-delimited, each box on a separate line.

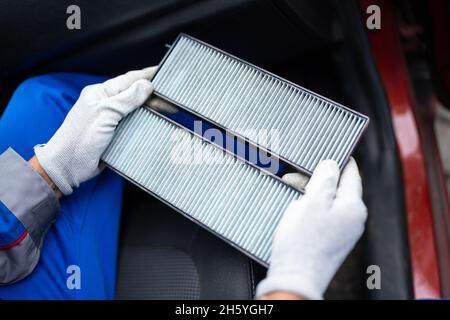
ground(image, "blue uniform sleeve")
xmin=0 ymin=148 xmax=59 ymax=284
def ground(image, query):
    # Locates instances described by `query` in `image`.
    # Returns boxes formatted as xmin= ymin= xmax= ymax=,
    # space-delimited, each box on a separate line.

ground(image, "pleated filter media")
xmin=152 ymin=34 xmax=369 ymax=174
xmin=102 ymin=34 xmax=369 ymax=266
xmin=102 ymin=108 xmax=301 ymax=265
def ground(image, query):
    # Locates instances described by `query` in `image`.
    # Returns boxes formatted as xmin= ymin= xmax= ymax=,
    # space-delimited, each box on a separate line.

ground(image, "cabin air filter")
xmin=102 ymin=107 xmax=301 ymax=266
xmin=151 ymin=34 xmax=369 ymax=174
xmin=102 ymin=34 xmax=369 ymax=266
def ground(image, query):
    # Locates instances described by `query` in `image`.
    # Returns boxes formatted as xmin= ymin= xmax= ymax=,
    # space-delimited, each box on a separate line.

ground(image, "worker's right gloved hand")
xmin=34 ymin=67 xmax=174 ymax=195
xmin=256 ymin=158 xmax=367 ymax=300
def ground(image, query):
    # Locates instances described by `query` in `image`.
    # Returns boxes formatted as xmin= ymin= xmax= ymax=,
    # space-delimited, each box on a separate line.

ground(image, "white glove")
xmin=256 ymin=158 xmax=367 ymax=300
xmin=34 ymin=67 xmax=158 ymax=195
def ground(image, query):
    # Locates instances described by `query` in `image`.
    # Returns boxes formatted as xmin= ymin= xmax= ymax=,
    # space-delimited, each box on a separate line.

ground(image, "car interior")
xmin=0 ymin=0 xmax=413 ymax=299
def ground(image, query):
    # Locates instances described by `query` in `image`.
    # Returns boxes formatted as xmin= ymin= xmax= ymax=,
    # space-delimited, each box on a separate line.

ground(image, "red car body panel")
xmin=361 ymin=0 xmax=442 ymax=298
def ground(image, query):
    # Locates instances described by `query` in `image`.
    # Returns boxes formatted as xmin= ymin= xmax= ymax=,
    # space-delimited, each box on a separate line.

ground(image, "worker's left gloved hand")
xmin=256 ymin=158 xmax=367 ymax=300
xmin=35 ymin=67 xmax=159 ymax=195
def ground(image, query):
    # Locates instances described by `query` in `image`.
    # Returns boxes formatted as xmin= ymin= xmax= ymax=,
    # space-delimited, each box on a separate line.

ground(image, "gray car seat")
xmin=115 ymin=186 xmax=263 ymax=299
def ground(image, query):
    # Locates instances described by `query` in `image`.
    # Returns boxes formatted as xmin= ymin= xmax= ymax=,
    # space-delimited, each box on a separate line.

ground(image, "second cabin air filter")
xmin=102 ymin=108 xmax=301 ymax=266
xmin=102 ymin=34 xmax=369 ymax=266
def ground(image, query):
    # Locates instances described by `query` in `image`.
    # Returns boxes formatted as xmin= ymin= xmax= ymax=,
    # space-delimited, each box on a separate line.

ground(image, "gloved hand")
xmin=256 ymin=158 xmax=367 ymax=300
xmin=34 ymin=67 xmax=165 ymax=195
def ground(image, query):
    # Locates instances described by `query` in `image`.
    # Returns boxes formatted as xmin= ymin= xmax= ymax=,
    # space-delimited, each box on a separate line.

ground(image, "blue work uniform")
xmin=0 ymin=73 xmax=122 ymax=299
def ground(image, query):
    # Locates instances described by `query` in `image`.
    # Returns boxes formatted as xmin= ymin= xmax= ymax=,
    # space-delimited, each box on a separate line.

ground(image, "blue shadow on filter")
xmin=163 ymin=109 xmax=286 ymax=177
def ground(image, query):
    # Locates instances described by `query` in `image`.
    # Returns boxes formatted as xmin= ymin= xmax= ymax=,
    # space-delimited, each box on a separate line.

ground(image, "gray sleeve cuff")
xmin=0 ymin=148 xmax=60 ymax=284
xmin=0 ymin=234 xmax=40 ymax=285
